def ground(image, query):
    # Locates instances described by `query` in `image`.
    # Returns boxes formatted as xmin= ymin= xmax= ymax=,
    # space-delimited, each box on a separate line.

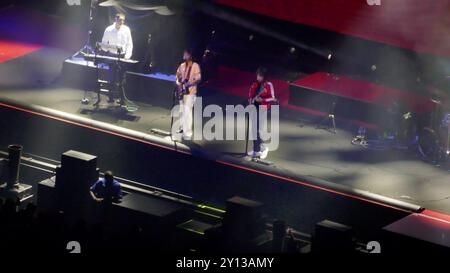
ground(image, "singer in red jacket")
xmin=247 ymin=67 xmax=276 ymax=159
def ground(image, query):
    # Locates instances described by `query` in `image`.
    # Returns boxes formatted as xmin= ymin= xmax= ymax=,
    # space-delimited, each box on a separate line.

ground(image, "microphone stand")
xmin=245 ymin=99 xmax=250 ymax=156
xmin=92 ymin=42 xmax=102 ymax=106
xmin=73 ymin=0 xmax=99 ymax=57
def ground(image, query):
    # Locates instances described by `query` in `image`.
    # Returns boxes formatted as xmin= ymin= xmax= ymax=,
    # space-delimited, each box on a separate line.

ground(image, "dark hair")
xmin=183 ymin=48 xmax=193 ymax=55
xmin=104 ymin=170 xmax=114 ymax=181
xmin=256 ymin=66 xmax=268 ymax=78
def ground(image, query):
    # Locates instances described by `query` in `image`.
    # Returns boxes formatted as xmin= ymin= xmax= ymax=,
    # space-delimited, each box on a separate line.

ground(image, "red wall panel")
xmin=216 ymin=0 xmax=450 ymax=57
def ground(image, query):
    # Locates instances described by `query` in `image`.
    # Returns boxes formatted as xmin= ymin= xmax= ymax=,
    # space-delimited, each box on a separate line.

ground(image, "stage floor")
xmin=1 ymin=83 xmax=449 ymax=216
xmin=0 ymin=34 xmax=449 ymax=221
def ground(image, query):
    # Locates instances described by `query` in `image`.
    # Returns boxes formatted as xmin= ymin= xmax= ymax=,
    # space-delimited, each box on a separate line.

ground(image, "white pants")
xmin=179 ymin=94 xmax=196 ymax=138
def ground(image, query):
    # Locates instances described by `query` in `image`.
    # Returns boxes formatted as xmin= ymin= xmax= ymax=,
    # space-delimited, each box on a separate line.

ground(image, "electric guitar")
xmin=248 ymin=82 xmax=278 ymax=105
xmin=176 ymin=80 xmax=195 ymax=100
xmin=250 ymin=91 xmax=264 ymax=104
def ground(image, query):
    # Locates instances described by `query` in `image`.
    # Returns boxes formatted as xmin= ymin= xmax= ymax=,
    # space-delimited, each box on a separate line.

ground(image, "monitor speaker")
xmin=313 ymin=219 xmax=354 ymax=253
xmin=223 ymin=196 xmax=264 ymax=240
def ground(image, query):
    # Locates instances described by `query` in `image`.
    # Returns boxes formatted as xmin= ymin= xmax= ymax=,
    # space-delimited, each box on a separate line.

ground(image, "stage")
xmin=1 ymin=83 xmax=450 ymax=213
xmin=0 ymin=4 xmax=449 ymax=246
xmin=1 ymin=41 xmax=449 ymax=215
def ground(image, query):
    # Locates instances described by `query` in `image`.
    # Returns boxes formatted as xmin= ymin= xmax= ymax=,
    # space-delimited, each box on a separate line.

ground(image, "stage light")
xmin=327 ymin=53 xmax=332 ymax=60
xmin=197 ymin=3 xmax=331 ymax=60
xmin=289 ymin=47 xmax=296 ymax=54
xmin=371 ymin=64 xmax=377 ymax=71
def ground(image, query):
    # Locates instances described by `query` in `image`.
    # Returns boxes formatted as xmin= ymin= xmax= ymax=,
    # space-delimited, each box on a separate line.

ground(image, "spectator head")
xmin=104 ymin=170 xmax=114 ymax=185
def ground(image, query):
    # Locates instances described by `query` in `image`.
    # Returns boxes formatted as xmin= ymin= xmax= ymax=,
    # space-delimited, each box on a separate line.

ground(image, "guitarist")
xmin=248 ymin=67 xmax=276 ymax=159
xmin=175 ymin=49 xmax=201 ymax=140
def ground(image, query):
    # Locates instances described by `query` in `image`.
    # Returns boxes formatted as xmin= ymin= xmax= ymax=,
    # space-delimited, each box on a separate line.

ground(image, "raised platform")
xmin=0 ymin=40 xmax=449 ymax=244
xmin=383 ymin=211 xmax=450 ymax=252
xmin=2 ymin=53 xmax=450 ymax=221
xmin=0 ymin=97 xmax=418 ymax=235
xmin=288 ymin=72 xmax=436 ymax=124
xmin=62 ymin=57 xmax=176 ymax=109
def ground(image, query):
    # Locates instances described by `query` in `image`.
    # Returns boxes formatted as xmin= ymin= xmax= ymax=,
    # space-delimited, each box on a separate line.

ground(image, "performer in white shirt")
xmin=101 ymin=13 xmax=133 ymax=59
xmin=95 ymin=13 xmax=133 ymax=105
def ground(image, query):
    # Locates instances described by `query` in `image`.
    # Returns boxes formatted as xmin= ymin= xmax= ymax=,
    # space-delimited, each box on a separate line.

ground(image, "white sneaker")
xmin=260 ymin=147 xmax=269 ymax=159
xmin=248 ymin=151 xmax=261 ymax=158
xmin=182 ymin=134 xmax=192 ymax=140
